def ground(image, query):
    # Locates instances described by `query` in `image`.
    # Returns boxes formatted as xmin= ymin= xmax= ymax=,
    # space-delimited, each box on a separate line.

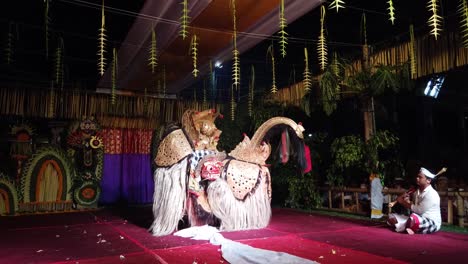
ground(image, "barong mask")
xmin=182 ymin=109 xmax=222 ymax=151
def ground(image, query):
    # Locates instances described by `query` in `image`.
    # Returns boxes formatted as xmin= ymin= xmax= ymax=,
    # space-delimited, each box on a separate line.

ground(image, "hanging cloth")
xmin=279 ymin=129 xmax=290 ymax=164
xmin=303 ymin=144 xmax=312 ymax=173
xmin=370 ymin=174 xmax=384 ymax=219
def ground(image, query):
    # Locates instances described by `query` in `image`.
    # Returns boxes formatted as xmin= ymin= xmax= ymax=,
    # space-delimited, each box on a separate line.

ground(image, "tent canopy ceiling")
xmin=96 ymin=0 xmax=322 ymax=95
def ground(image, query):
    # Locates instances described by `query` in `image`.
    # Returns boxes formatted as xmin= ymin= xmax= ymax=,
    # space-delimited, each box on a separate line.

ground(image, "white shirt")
xmin=411 ymin=185 xmax=441 ymax=228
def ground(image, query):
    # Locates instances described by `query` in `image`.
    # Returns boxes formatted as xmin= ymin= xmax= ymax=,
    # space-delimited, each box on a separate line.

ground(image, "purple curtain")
xmin=100 ymin=154 xmax=122 ymax=204
xmin=100 ymin=129 xmax=154 ymax=205
xmin=121 ymin=154 xmax=153 ymax=204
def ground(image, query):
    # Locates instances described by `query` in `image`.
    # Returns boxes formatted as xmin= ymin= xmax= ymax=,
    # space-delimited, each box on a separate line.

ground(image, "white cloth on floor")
xmin=174 ymin=225 xmax=219 ymax=240
xmin=174 ymin=225 xmax=318 ymax=264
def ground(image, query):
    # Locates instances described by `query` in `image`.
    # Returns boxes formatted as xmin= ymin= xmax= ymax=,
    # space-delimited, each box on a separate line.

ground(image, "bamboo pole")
xmin=456 ymin=192 xmax=465 ymax=227
xmin=448 ymin=198 xmax=453 ymax=224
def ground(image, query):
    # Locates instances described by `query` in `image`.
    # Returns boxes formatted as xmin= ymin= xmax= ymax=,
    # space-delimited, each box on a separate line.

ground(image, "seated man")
xmin=387 ymin=167 xmax=441 ymax=235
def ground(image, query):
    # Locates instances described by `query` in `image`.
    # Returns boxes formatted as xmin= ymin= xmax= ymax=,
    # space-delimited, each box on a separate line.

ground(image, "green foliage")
xmin=369 ymin=64 xmax=404 ymax=94
xmin=270 ymin=161 xmax=296 ymax=205
xmin=396 ymin=62 xmax=413 ymax=91
xmin=345 ymin=65 xmax=371 ymax=93
xmin=218 ymin=101 xmax=286 ymax=151
xmin=320 ymin=68 xmax=340 ymax=115
xmin=371 ymin=65 xmax=399 ymax=93
xmin=319 ymin=57 xmax=412 ymax=116
xmin=285 ymin=171 xmax=322 ymax=209
xmin=284 ymin=133 xmax=328 ymax=209
xmin=330 ymin=135 xmax=364 ymax=170
xmin=216 ymin=119 xmax=243 ymax=152
xmin=251 ymin=102 xmax=284 ymax=130
xmin=327 ymin=130 xmax=400 ymax=186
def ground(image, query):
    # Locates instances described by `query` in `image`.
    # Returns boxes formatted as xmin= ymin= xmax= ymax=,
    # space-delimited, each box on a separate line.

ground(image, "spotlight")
xmin=215 ymin=61 xmax=223 ymax=68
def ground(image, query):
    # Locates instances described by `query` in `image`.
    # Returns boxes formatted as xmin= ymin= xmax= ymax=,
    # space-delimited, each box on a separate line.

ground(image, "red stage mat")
xmin=1 ymin=207 xmax=467 ymax=264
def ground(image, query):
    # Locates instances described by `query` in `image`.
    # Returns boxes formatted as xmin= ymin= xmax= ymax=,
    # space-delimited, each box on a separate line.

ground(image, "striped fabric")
xmin=410 ymin=213 xmax=440 ymax=234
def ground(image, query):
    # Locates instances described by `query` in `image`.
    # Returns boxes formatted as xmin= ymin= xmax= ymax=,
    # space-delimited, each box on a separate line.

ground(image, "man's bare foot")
xmin=405 ymin=217 xmax=415 ymax=228
xmin=406 ymin=228 xmax=415 ymax=235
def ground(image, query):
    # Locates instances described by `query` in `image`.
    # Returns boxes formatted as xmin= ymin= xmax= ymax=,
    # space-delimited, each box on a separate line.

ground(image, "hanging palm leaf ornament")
xmin=194 ymin=86 xmax=197 ymax=102
xmin=111 ymin=47 xmax=117 ymax=105
xmin=303 ymin=47 xmax=312 ymax=92
xmin=163 ymin=65 xmax=166 ymax=95
xmin=97 ymin=0 xmax=107 ymax=76
xmin=427 ymin=0 xmax=442 ymax=40
xmin=5 ymin=22 xmax=15 ymax=65
xmin=144 ymin=87 xmax=148 ymax=114
xmin=231 ymin=0 xmax=240 ymax=88
xmin=50 ymin=35 xmax=63 ymax=119
xmin=180 ymin=0 xmax=190 ymax=40
xmin=409 ymin=24 xmax=417 ymax=79
xmin=49 ymin=87 xmax=55 ymax=118
xmin=361 ymin=13 xmax=368 ymax=46
xmin=44 ymin=0 xmax=51 ymax=58
xmin=458 ymin=0 xmax=468 ymax=48
xmin=148 ymin=28 xmax=157 ymax=73
xmin=331 ymin=52 xmax=339 ymax=76
xmin=267 ymin=45 xmax=277 ymax=94
xmin=278 ymin=0 xmax=288 ymax=58
xmin=318 ymin=5 xmax=328 ymax=71
xmin=55 ymin=37 xmax=64 ymax=87
xmin=329 ymin=0 xmax=345 ymax=13
xmin=387 ymin=0 xmax=396 ymax=25
xmin=190 ymin=34 xmax=199 ymax=77
xmin=209 ymin=60 xmax=215 ymax=99
xmin=231 ymin=0 xmax=239 ymax=121
xmin=230 ymin=87 xmax=235 ymax=121
xmin=203 ymin=79 xmax=207 ymax=109
xmin=331 ymin=52 xmax=341 ymax=100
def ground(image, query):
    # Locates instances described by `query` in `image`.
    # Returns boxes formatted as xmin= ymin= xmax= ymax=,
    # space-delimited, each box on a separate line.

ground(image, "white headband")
xmin=420 ymin=167 xmax=436 ymax=179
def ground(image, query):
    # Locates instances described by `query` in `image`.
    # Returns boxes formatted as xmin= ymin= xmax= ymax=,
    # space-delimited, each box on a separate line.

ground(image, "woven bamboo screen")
xmin=267 ymin=82 xmax=307 ymax=106
xmin=271 ymin=31 xmax=468 ymax=105
xmin=0 ymin=88 xmax=223 ymax=129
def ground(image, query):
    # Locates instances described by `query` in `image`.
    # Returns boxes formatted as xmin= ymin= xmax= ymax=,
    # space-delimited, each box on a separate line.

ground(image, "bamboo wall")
xmin=355 ymin=32 xmax=468 ymax=78
xmin=272 ymin=31 xmax=468 ymax=105
xmin=269 ymin=82 xmax=308 ymax=106
xmin=0 ymin=88 xmax=223 ymax=129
